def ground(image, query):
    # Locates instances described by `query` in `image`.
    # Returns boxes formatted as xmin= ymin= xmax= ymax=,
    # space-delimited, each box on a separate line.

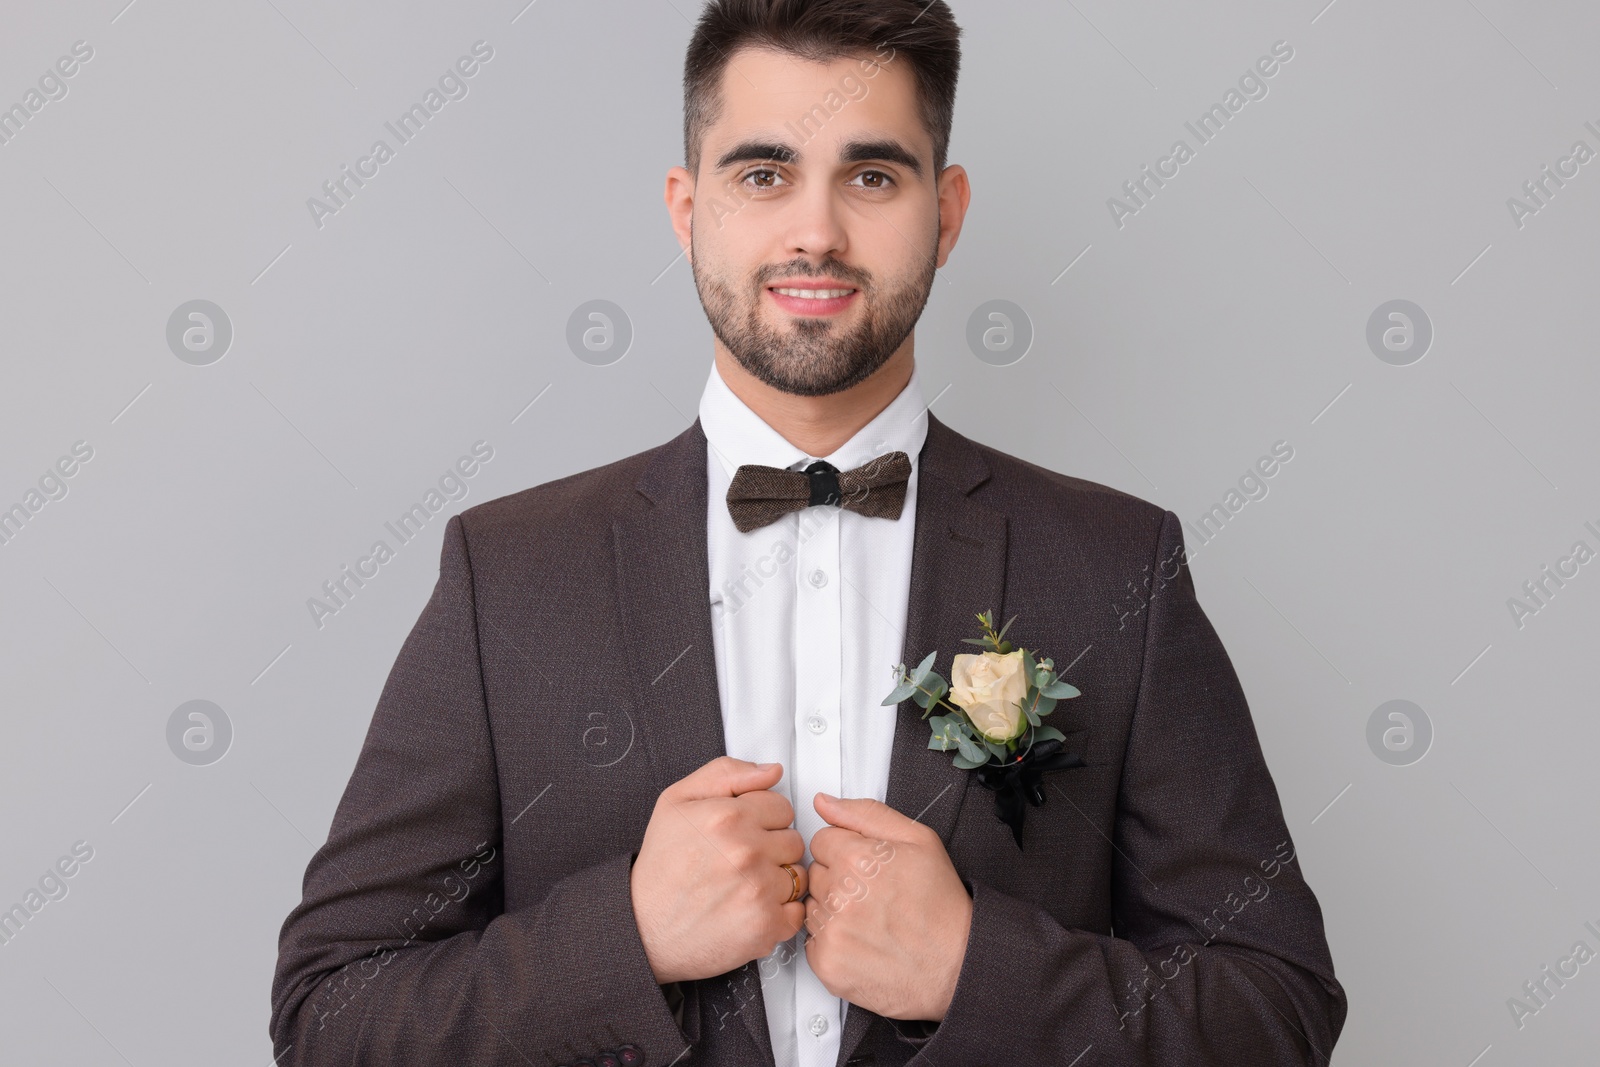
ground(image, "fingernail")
xmin=816 ymin=791 xmax=835 ymax=802
xmin=756 ymin=761 xmax=779 ymax=771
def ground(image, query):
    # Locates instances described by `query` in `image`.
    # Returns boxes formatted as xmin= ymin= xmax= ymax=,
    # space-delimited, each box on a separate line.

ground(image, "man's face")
xmin=680 ymin=47 xmax=948 ymax=397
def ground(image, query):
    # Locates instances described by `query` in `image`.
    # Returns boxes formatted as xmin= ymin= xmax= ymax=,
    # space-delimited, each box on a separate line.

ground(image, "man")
xmin=270 ymin=1 xmax=1347 ymax=1065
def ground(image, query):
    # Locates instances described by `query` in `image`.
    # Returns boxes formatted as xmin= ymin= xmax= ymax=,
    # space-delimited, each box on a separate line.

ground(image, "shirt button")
xmin=806 ymin=713 xmax=828 ymax=735
xmin=808 ymin=1013 xmax=830 ymax=1037
xmin=809 ymin=568 xmax=828 ymax=588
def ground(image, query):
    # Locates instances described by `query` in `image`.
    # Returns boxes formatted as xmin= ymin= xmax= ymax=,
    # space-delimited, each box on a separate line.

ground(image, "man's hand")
xmin=631 ymin=757 xmax=808 ymax=984
xmin=803 ymin=792 xmax=973 ymax=1023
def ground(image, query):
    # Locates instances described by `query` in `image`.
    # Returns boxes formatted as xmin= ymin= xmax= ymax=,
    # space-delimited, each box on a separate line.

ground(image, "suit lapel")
xmin=613 ymin=417 xmax=779 ymax=1065
xmin=613 ymin=413 xmax=1007 ymax=1067
xmin=834 ymin=411 xmax=1007 ymax=1067
xmin=614 ymin=418 xmax=728 ymax=796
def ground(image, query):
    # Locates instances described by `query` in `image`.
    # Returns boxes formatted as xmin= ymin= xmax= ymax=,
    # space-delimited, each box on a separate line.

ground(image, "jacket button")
xmin=597 ymin=1054 xmax=621 ymax=1067
xmin=616 ymin=1045 xmax=645 ymax=1066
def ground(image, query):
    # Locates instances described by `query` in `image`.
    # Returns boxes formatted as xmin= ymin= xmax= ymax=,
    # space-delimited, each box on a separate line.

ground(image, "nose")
xmin=781 ymin=177 xmax=848 ymax=261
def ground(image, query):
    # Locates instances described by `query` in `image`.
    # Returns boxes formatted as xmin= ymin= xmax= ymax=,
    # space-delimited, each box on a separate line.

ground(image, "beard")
xmin=691 ymin=226 xmax=938 ymax=398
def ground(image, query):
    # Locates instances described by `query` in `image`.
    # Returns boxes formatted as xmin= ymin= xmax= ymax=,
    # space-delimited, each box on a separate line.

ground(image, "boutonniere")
xmin=882 ymin=611 xmax=1087 ymax=850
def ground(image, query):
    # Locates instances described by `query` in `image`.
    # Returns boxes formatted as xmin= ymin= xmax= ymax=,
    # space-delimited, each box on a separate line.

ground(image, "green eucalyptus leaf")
xmin=951 ymin=751 xmax=988 ymax=770
xmin=1042 ymin=680 xmax=1081 ymax=699
xmin=997 ymin=613 xmax=1019 ymax=640
xmin=882 ymin=681 xmax=917 ymax=706
xmin=910 ymin=650 xmax=937 ymax=685
xmin=1032 ymin=724 xmax=1067 ymax=743
xmin=927 ymin=717 xmax=961 ymax=750
xmin=1033 ymin=694 xmax=1057 ymax=717
xmin=959 ymin=637 xmax=987 ymax=647
xmin=956 ymin=735 xmax=987 ymax=763
xmin=1024 ymin=703 xmax=1041 ymax=728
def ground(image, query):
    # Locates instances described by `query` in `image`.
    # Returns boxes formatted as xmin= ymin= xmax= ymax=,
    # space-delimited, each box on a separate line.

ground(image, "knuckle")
xmin=724 ymin=840 xmax=757 ymax=871
xmin=703 ymin=803 xmax=739 ymax=835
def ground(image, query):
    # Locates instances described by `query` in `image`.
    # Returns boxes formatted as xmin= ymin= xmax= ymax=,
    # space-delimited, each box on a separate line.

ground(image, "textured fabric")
xmin=268 ymin=406 xmax=1349 ymax=1067
xmin=725 ymin=450 xmax=912 ymax=533
xmin=698 ymin=358 xmax=928 ymax=1067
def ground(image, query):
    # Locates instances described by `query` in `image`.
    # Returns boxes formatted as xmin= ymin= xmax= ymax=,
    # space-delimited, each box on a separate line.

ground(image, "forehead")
xmin=705 ymin=45 xmax=928 ymax=160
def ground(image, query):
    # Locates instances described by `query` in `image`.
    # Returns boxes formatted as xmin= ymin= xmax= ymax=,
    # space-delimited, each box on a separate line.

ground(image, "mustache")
xmin=758 ymin=261 xmax=870 ymax=289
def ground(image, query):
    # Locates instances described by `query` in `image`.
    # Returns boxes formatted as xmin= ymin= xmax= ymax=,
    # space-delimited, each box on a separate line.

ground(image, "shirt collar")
xmin=697 ymin=358 xmax=930 ymax=482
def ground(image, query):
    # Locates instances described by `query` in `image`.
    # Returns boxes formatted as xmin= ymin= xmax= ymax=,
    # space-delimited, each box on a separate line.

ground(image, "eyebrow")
xmin=713 ymin=136 xmax=924 ymax=179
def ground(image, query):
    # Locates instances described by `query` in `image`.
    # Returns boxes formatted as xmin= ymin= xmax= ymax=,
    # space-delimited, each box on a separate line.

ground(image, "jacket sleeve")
xmin=269 ymin=513 xmax=696 ymax=1066
xmin=899 ymin=508 xmax=1347 ymax=1066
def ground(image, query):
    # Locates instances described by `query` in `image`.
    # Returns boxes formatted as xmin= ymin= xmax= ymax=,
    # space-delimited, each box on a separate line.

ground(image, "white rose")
xmin=948 ymin=650 xmax=1030 ymax=743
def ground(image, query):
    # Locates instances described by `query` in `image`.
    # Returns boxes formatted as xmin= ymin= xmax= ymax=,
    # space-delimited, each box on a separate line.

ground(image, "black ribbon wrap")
xmin=973 ymin=737 xmax=1087 ymax=850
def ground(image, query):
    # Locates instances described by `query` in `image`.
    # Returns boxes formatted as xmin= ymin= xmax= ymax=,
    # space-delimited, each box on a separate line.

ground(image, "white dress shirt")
xmin=699 ymin=356 xmax=929 ymax=1067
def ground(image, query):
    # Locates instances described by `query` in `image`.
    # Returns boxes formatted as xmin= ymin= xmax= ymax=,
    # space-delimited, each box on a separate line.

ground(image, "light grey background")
xmin=2 ymin=0 xmax=1596 ymax=1063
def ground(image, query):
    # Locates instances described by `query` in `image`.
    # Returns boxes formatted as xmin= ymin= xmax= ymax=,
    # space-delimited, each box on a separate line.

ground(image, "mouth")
xmin=765 ymin=282 xmax=860 ymax=317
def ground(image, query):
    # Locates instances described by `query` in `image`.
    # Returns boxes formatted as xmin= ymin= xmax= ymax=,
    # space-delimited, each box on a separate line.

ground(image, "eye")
xmin=850 ymin=170 xmax=896 ymax=190
xmin=738 ymin=167 xmax=785 ymax=190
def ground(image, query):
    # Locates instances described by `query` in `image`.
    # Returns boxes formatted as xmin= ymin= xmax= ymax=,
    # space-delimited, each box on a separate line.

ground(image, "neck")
xmin=713 ymin=342 xmax=915 ymax=459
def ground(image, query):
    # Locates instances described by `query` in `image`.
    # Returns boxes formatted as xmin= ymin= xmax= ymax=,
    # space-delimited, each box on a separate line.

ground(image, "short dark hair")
xmin=682 ymin=0 xmax=962 ymax=180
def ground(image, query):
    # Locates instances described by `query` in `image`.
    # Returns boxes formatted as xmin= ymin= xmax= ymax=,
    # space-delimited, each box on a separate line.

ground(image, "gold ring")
xmin=779 ymin=863 xmax=801 ymax=904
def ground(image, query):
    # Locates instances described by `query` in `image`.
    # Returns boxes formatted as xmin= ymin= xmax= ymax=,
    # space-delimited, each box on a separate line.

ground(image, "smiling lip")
xmin=766 ymin=279 xmax=860 ymax=315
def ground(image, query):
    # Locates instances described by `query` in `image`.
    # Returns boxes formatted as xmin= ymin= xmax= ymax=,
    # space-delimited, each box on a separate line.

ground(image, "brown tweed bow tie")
xmin=725 ymin=451 xmax=912 ymax=533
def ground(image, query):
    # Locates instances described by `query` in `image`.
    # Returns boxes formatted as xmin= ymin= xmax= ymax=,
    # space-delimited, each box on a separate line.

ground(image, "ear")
xmin=664 ymin=164 xmax=695 ymax=259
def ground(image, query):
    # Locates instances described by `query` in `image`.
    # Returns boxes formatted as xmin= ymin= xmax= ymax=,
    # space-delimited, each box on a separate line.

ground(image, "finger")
xmin=802 ymin=895 xmax=828 ymax=940
xmin=813 ymin=792 xmax=915 ymax=840
xmin=763 ymin=827 xmax=805 ymax=866
xmin=805 ymin=856 xmax=831 ymax=900
xmin=735 ymin=786 xmax=797 ymax=830
xmin=667 ymin=756 xmax=781 ymax=802
xmin=780 ymin=900 xmax=806 ymax=939
xmin=807 ymin=824 xmax=855 ymax=867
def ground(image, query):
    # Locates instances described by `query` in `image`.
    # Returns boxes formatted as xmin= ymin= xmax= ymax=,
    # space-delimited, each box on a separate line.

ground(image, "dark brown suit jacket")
xmin=270 ymin=412 xmax=1347 ymax=1066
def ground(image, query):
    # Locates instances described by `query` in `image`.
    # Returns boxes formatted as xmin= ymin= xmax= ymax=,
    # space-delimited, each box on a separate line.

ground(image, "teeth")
xmin=772 ymin=287 xmax=855 ymax=299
